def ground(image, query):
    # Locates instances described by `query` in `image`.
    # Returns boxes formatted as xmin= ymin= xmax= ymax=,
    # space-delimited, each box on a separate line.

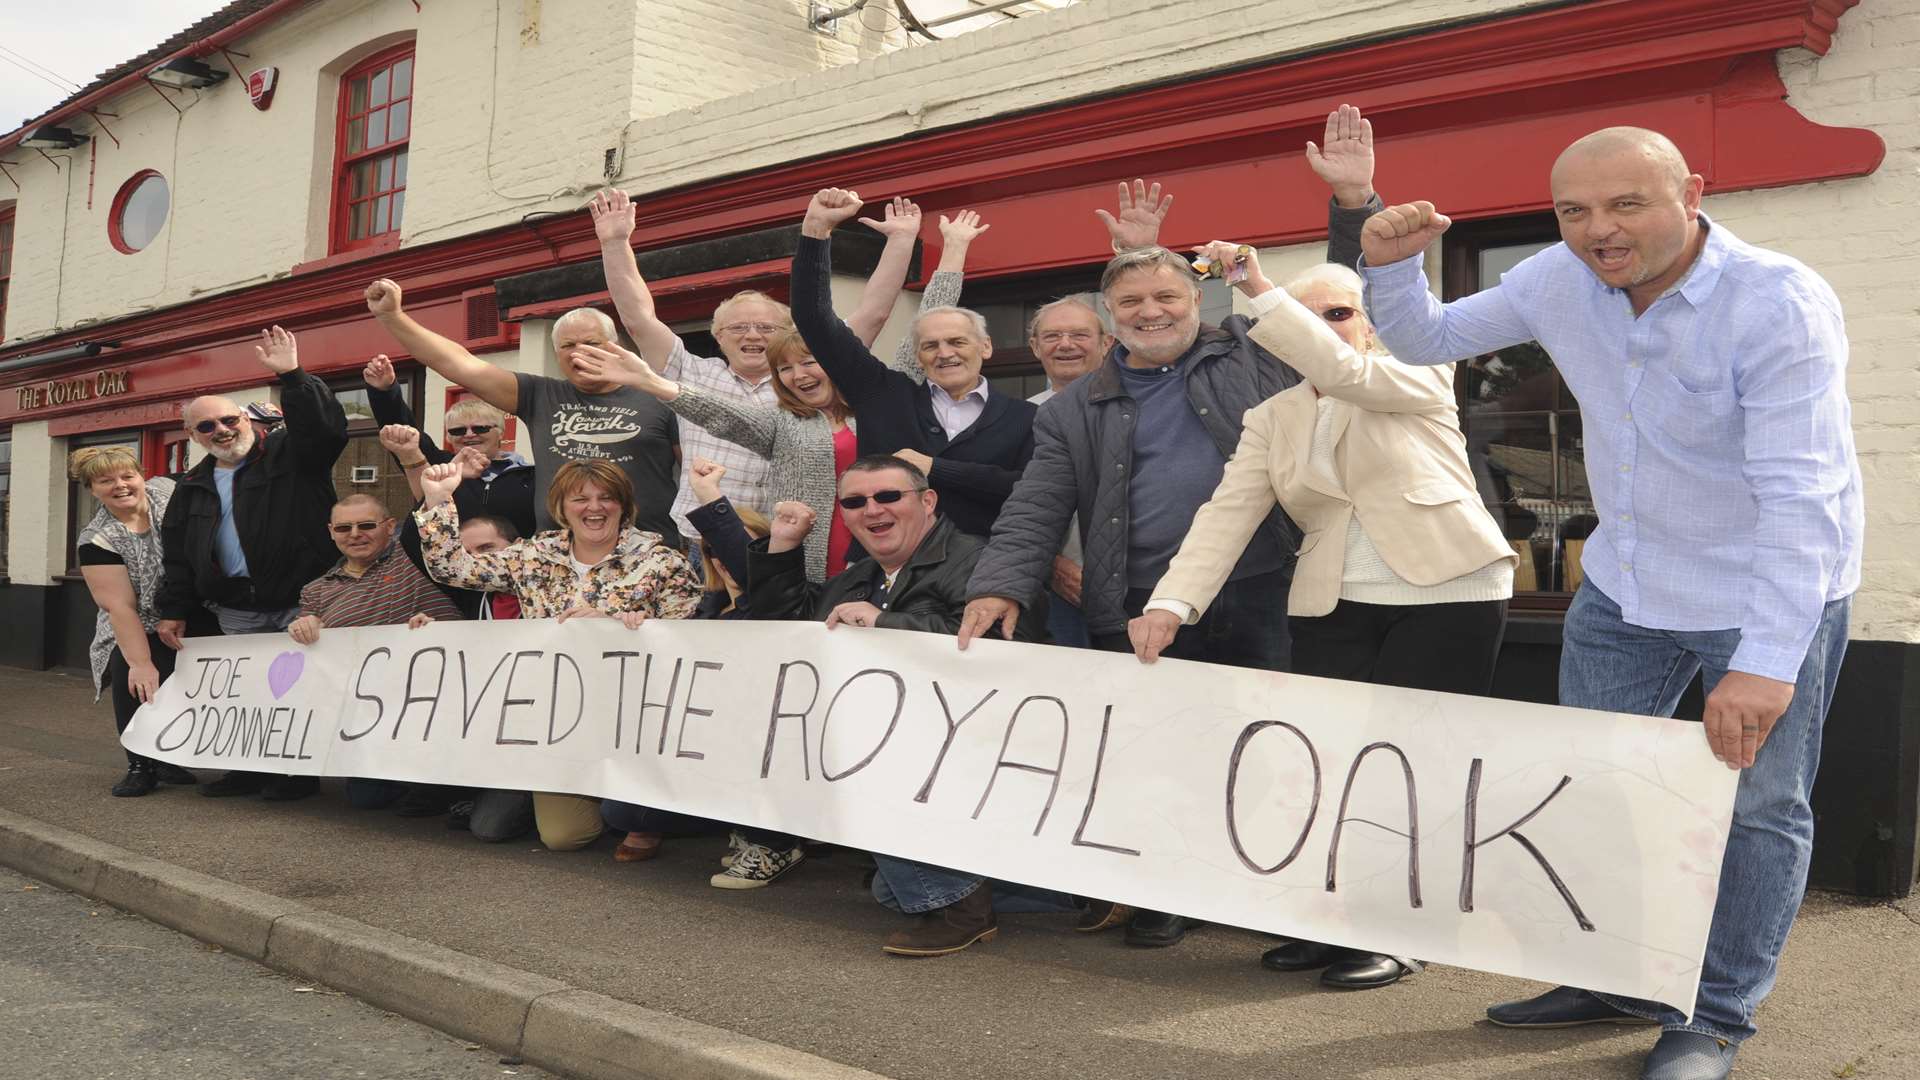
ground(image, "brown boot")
xmin=882 ymin=883 xmax=997 ymax=957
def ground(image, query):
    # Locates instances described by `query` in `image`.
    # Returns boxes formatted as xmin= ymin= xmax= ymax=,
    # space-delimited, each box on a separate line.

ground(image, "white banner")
xmin=125 ymin=619 xmax=1735 ymax=1011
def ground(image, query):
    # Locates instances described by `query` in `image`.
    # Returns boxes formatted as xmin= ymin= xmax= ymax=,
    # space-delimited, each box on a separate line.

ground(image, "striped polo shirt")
xmin=298 ymin=540 xmax=463 ymax=629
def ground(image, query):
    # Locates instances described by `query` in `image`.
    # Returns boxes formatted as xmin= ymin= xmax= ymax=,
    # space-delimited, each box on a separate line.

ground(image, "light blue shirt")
xmin=1363 ymin=213 xmax=1861 ymax=683
xmin=211 ymin=464 xmax=250 ymax=578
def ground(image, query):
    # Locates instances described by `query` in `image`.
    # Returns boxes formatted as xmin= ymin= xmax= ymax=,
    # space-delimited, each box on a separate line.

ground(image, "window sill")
xmin=292 ymin=234 xmax=403 ymax=276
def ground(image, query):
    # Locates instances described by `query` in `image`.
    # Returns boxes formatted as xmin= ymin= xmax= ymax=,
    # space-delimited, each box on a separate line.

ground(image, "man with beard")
xmin=957 ymin=107 xmax=1382 ymax=949
xmin=154 ymin=325 xmax=348 ymax=801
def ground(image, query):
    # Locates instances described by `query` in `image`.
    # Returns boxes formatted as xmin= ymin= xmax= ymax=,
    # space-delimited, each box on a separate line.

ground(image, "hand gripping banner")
xmin=124 ymin=618 xmax=1737 ymax=1012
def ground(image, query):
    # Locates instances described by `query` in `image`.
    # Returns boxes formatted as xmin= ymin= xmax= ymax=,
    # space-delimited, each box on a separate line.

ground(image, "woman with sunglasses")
xmin=1132 ymin=249 xmax=1516 ymax=992
xmin=70 ymin=446 xmax=200 ymax=797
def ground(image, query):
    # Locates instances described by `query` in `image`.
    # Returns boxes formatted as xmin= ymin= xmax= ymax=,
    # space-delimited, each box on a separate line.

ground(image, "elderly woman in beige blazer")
xmin=1131 ymin=248 xmax=1515 ymax=991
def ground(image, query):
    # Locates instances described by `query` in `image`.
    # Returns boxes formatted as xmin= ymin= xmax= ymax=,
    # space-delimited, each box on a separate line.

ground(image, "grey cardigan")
xmin=669 ymin=269 xmax=962 ymax=582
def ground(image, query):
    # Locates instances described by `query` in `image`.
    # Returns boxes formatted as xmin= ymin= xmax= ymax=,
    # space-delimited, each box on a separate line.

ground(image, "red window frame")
xmin=0 ymin=206 xmax=13 ymax=338
xmin=107 ymin=170 xmax=169 ymax=254
xmin=330 ymin=44 xmax=414 ymax=253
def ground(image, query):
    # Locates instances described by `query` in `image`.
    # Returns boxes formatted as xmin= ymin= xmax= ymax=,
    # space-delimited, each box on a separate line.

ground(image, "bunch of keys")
xmin=1192 ymin=245 xmax=1254 ymax=284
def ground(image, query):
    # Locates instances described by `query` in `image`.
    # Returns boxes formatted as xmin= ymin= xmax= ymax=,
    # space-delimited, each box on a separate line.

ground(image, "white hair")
xmin=549 ymin=307 xmax=617 ymax=348
xmin=910 ymin=305 xmax=991 ymax=346
xmin=1282 ymin=262 xmax=1366 ymax=306
xmin=445 ymin=398 xmax=506 ymax=428
xmin=1026 ymin=297 xmax=1108 ymax=339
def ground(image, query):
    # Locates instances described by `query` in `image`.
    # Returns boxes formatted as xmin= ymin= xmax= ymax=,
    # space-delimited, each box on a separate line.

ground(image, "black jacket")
xmin=792 ymin=234 xmax=1036 ymax=539
xmin=158 ymin=369 xmax=349 ymax=617
xmin=748 ymin=515 xmax=1045 ymax=640
xmin=964 ymin=198 xmax=1380 ymax=635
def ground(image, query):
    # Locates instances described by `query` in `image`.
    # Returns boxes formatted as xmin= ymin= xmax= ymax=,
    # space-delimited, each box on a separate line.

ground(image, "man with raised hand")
xmin=1357 ymin=127 xmax=1861 ymax=1080
xmin=364 ymin=278 xmax=682 ymax=544
xmin=589 ymin=187 xmax=980 ymax=557
xmin=154 ymin=326 xmax=348 ymax=802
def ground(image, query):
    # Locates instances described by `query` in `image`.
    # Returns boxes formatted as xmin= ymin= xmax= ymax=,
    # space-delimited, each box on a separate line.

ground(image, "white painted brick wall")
xmin=1700 ymin=0 xmax=1920 ymax=643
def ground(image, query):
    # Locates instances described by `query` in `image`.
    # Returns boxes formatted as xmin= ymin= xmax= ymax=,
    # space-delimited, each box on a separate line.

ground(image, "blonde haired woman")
xmin=1132 ymin=248 xmax=1514 ymax=991
xmin=70 ymin=446 xmax=198 ymax=797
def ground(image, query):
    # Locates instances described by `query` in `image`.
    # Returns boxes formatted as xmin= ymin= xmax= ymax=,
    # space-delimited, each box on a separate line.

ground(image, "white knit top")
xmin=1309 ymin=397 xmax=1513 ymax=606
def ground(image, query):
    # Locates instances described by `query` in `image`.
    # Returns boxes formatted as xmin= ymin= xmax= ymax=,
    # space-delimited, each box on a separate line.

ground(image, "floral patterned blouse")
xmin=415 ymin=501 xmax=700 ymax=621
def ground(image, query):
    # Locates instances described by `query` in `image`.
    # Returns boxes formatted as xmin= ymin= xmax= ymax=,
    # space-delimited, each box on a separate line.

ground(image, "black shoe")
xmin=445 ymin=800 xmax=475 ymax=831
xmin=1321 ymin=953 xmax=1420 ymax=990
xmin=1260 ymin=939 xmax=1353 ymax=972
xmin=1487 ymin=986 xmax=1658 ymax=1028
xmin=259 ymin=775 xmax=319 ymax=802
xmin=1124 ymin=911 xmax=1203 ymax=948
xmin=201 ymin=771 xmax=266 ymax=798
xmin=111 ymin=765 xmax=158 ymax=798
xmin=151 ymin=761 xmax=198 ymax=785
xmin=393 ymin=788 xmax=451 ymax=818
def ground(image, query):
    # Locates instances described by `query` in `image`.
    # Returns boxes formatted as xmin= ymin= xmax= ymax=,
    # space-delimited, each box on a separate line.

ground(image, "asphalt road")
xmin=2 ymin=665 xmax=1916 ymax=1080
xmin=0 ymin=862 xmax=559 ymax=1079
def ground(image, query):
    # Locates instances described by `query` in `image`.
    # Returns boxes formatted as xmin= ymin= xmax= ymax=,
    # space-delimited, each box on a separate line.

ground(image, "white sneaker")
xmin=710 ymin=842 xmax=803 ymax=889
xmin=718 ymin=829 xmax=748 ymax=868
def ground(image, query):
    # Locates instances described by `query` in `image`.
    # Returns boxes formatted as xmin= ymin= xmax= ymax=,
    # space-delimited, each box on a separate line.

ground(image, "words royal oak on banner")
xmin=127 ymin=619 xmax=1737 ymax=1012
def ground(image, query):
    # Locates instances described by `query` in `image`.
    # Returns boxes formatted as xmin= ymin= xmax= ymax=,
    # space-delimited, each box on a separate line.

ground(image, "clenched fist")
xmin=769 ymin=500 xmax=817 ymax=552
xmin=1360 ymin=201 xmax=1451 ymax=268
xmin=365 ymin=278 xmax=404 ymax=316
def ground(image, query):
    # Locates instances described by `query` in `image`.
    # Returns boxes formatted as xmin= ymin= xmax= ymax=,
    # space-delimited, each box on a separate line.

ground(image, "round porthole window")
xmin=109 ymin=170 xmax=170 ymax=253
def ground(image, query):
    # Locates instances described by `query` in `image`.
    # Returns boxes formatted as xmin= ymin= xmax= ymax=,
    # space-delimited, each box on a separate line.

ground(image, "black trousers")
xmin=1092 ymin=568 xmax=1292 ymax=672
xmin=106 ymin=633 xmax=177 ymax=766
xmin=1288 ymin=598 xmax=1507 ymax=695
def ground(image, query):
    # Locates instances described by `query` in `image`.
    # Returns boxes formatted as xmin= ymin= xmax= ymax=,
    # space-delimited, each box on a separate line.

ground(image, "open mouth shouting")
xmin=1589 ymin=244 xmax=1635 ymax=276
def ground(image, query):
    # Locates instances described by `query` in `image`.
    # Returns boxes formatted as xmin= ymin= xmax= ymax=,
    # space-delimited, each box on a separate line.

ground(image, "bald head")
xmin=183 ymin=395 xmax=242 ymax=426
xmin=1551 ymin=127 xmax=1690 ymax=196
xmin=183 ymin=394 xmax=257 ymax=464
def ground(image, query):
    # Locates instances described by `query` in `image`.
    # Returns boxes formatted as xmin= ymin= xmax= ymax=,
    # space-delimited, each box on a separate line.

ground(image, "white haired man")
xmin=365 ymin=280 xmax=681 ymax=543
xmin=1025 ymin=297 xmax=1113 ymax=648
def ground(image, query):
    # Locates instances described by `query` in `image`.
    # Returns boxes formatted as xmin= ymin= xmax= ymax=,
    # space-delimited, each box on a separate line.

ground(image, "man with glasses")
xmin=588 ymin=187 xmax=972 ymax=563
xmin=286 ymin=493 xmax=463 ymax=816
xmin=748 ymin=455 xmax=1055 ymax=957
xmin=154 ymin=325 xmax=348 ymax=801
xmin=365 ymin=280 xmax=681 ymax=544
xmin=1025 ymin=299 xmax=1114 ymax=649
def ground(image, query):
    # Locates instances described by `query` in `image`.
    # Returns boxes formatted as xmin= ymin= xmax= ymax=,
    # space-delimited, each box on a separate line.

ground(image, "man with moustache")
xmin=154 ymin=325 xmax=348 ymax=801
xmin=1358 ymin=126 xmax=1860 ymax=1080
xmin=748 ymin=455 xmax=1052 ymax=956
xmin=1024 ymin=298 xmax=1112 ymax=648
xmin=365 ymin=279 xmax=682 ymax=543
xmin=958 ymin=108 xmax=1381 ymax=947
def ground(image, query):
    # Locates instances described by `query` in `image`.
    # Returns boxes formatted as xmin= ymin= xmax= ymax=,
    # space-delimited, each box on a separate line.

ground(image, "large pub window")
xmin=332 ymin=45 xmax=414 ymax=252
xmin=1442 ymin=213 xmax=1591 ymax=609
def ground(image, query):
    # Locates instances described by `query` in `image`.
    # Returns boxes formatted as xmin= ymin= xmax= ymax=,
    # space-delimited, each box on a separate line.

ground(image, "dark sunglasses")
xmin=1321 ymin=306 xmax=1359 ymax=323
xmin=446 ymin=425 xmax=495 ymax=437
xmin=328 ymin=520 xmax=385 ymax=535
xmin=193 ymin=415 xmax=244 ymax=434
xmin=838 ymin=487 xmax=924 ymax=511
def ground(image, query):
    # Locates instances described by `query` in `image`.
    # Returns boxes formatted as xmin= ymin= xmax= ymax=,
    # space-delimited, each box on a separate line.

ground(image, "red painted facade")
xmin=0 ymin=0 xmax=1881 ymax=443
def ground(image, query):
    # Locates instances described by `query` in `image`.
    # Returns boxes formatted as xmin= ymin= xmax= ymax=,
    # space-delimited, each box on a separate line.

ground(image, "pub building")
xmin=0 ymin=0 xmax=1913 ymax=895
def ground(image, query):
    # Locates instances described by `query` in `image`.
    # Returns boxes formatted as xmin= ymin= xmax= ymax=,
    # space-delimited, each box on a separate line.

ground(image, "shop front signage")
xmin=15 ymin=368 xmax=133 ymax=410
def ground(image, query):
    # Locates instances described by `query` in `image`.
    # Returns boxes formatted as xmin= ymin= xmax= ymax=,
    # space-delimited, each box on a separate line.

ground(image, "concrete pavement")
xmin=2 ymin=664 xmax=1916 ymax=1080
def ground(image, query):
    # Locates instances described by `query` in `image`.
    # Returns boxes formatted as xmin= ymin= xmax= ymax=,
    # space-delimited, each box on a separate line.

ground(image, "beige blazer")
xmin=1152 ymin=290 xmax=1515 ymax=619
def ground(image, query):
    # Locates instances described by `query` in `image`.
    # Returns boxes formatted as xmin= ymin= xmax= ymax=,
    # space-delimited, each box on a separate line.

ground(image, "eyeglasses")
xmin=193 ymin=415 xmax=244 ymax=434
xmin=446 ymin=425 xmax=495 ymax=437
xmin=1321 ymin=306 xmax=1359 ymax=323
xmin=328 ymin=521 xmax=385 ymax=535
xmin=718 ymin=322 xmax=782 ymax=336
xmin=838 ymin=487 xmax=925 ymax=511
xmin=1036 ymin=330 xmax=1097 ymax=346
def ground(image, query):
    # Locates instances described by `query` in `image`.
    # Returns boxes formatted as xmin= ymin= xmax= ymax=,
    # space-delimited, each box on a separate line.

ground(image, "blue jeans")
xmin=1046 ymin=593 xmax=1090 ymax=648
xmin=206 ymin=603 xmax=302 ymax=635
xmin=870 ymin=855 xmax=1077 ymax=915
xmin=1561 ymin=583 xmax=1850 ymax=1043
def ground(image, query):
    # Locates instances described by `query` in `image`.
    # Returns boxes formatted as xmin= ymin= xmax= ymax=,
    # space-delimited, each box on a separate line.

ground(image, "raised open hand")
xmin=937 ymin=209 xmax=990 ymax=246
xmin=861 ymin=196 xmax=923 ymax=241
xmin=254 ymin=325 xmax=299 ymax=374
xmin=1304 ymin=103 xmax=1376 ymax=208
xmin=589 ymin=188 xmax=637 ymax=246
xmin=1094 ymin=180 xmax=1173 ymax=251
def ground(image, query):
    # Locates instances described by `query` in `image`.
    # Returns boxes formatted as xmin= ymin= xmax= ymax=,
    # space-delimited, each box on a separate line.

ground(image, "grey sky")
xmin=0 ymin=1 xmax=226 ymax=133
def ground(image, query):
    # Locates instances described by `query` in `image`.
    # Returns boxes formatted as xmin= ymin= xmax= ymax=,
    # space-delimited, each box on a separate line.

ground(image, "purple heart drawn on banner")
xmin=267 ymin=651 xmax=306 ymax=700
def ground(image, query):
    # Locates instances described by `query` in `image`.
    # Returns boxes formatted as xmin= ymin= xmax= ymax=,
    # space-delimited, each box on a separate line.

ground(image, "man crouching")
xmin=747 ymin=455 xmax=1048 ymax=956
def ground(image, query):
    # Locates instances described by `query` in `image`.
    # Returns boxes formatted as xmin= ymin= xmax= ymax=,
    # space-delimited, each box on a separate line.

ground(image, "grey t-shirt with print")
xmin=514 ymin=372 xmax=681 ymax=546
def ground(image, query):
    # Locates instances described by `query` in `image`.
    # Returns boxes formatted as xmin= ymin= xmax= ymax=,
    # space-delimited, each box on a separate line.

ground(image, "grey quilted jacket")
xmin=965 ymin=198 xmax=1378 ymax=635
